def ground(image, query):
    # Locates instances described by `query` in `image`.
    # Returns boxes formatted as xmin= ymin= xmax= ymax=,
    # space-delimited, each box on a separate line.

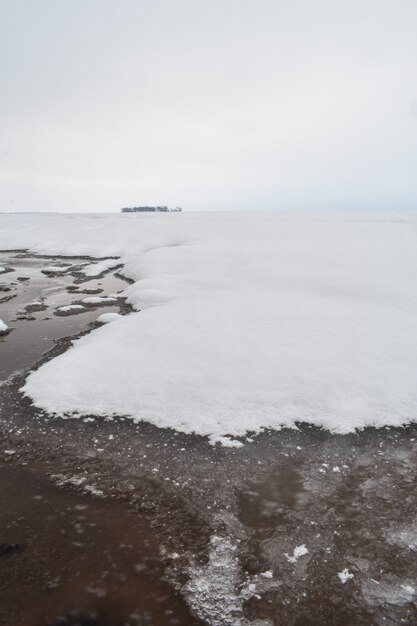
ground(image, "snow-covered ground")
xmin=0 ymin=211 xmax=416 ymax=437
xmin=82 ymin=296 xmax=118 ymax=305
xmin=57 ymin=304 xmax=85 ymax=313
xmin=79 ymin=258 xmax=120 ymax=277
xmin=96 ymin=312 xmax=122 ymax=324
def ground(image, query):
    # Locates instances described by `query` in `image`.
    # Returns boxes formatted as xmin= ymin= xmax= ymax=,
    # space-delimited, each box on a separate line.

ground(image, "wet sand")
xmin=1 ymin=251 xmax=417 ymax=625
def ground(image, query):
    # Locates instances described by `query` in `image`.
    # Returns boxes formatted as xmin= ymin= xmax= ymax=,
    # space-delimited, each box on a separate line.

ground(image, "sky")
xmin=0 ymin=0 xmax=416 ymax=213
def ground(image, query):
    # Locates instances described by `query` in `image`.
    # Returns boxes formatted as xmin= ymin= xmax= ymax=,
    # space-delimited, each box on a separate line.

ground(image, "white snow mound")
xmin=96 ymin=313 xmax=122 ymax=324
xmin=57 ymin=305 xmax=85 ymax=312
xmin=80 ymin=259 xmax=119 ymax=277
xmin=82 ymin=296 xmax=117 ymax=304
xmin=42 ymin=265 xmax=69 ymax=273
xmin=0 ymin=211 xmax=415 ymax=438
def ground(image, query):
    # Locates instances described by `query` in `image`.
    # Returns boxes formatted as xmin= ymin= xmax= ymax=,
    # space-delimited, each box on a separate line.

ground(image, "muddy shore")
xmin=1 ymin=252 xmax=417 ymax=626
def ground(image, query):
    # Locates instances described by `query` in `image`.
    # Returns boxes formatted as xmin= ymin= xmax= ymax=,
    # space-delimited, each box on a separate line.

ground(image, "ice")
xmin=0 ymin=211 xmax=415 ymax=438
xmin=0 ymin=319 xmax=9 ymax=334
xmin=338 ymin=568 xmax=354 ymax=584
xmin=386 ymin=522 xmax=417 ymax=550
xmin=184 ymin=534 xmax=271 ymax=626
xmin=361 ymin=576 xmax=416 ymax=606
xmin=0 ymin=266 xmax=6 ymax=273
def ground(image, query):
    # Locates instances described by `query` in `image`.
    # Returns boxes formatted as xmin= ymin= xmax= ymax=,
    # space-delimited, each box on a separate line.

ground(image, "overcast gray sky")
xmin=1 ymin=0 xmax=416 ymax=212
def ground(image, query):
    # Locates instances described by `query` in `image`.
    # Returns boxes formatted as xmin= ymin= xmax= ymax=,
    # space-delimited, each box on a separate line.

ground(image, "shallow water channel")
xmin=0 ymin=252 xmax=417 ymax=626
xmin=0 ymin=252 xmax=127 ymax=381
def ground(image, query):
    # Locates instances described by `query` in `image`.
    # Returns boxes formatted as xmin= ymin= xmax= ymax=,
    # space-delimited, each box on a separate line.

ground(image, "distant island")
xmin=121 ymin=206 xmax=182 ymax=213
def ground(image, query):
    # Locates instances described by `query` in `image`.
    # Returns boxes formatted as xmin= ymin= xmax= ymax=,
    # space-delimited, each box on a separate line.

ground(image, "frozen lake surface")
xmin=0 ymin=249 xmax=417 ymax=625
xmin=1 ymin=211 xmax=416 ymax=437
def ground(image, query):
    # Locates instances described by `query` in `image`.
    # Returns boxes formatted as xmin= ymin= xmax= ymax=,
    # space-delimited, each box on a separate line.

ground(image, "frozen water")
xmin=0 ymin=211 xmax=415 ymax=438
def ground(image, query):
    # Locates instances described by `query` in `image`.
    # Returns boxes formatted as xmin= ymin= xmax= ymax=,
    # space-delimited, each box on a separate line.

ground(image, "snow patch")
xmin=184 ymin=534 xmax=271 ymax=626
xmin=96 ymin=312 xmax=122 ymax=324
xmin=80 ymin=259 xmax=120 ymax=277
xmin=51 ymin=473 xmax=86 ymax=487
xmin=285 ymin=544 xmax=309 ymax=564
xmin=209 ymin=435 xmax=244 ymax=448
xmin=57 ymin=305 xmax=85 ymax=312
xmin=50 ymin=474 xmax=104 ymax=497
xmin=0 ymin=211 xmax=414 ymax=438
xmin=338 ymin=568 xmax=354 ymax=584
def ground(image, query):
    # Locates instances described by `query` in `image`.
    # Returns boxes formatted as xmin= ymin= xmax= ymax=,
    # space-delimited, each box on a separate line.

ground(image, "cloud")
xmin=1 ymin=0 xmax=417 ymax=212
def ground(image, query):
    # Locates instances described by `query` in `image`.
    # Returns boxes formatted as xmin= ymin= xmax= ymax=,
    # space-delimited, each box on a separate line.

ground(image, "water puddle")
xmin=0 ymin=252 xmax=129 ymax=381
xmin=0 ymin=464 xmax=201 ymax=626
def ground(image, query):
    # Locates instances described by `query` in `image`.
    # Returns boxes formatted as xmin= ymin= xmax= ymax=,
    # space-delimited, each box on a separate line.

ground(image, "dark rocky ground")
xmin=0 ymin=252 xmax=416 ymax=626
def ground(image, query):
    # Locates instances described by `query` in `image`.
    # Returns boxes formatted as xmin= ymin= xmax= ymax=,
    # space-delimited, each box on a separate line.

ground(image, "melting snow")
xmin=80 ymin=259 xmax=120 ymax=277
xmin=57 ymin=305 xmax=85 ymax=312
xmin=0 ymin=211 xmax=415 ymax=438
xmin=338 ymin=568 xmax=354 ymax=584
xmin=208 ymin=435 xmax=244 ymax=448
xmin=285 ymin=544 xmax=309 ymax=564
xmin=184 ymin=534 xmax=271 ymax=626
xmin=96 ymin=312 xmax=122 ymax=324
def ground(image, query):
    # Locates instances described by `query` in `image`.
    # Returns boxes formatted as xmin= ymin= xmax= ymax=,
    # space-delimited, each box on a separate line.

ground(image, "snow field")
xmin=0 ymin=211 xmax=415 ymax=437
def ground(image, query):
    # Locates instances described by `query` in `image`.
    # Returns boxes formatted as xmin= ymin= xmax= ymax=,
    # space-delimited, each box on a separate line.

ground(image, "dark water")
xmin=0 ymin=252 xmax=417 ymax=626
xmin=0 ymin=465 xmax=200 ymax=626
